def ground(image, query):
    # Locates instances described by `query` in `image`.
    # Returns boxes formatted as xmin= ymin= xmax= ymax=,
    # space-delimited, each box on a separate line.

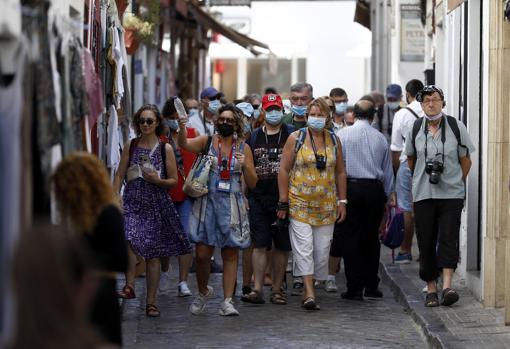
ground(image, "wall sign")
xmin=400 ymin=4 xmax=425 ymax=62
xmin=209 ymin=0 xmax=251 ymax=6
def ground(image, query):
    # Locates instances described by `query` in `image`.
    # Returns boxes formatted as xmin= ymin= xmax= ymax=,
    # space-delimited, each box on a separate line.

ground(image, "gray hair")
xmin=246 ymin=93 xmax=261 ymax=104
xmin=290 ymin=82 xmax=313 ymax=95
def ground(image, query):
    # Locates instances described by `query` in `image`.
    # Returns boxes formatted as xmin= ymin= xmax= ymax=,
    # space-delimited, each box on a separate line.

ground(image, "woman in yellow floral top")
xmin=278 ymin=97 xmax=347 ymax=311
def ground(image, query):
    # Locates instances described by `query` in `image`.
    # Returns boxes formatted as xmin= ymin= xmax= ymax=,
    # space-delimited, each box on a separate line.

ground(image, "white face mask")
xmin=307 ymin=116 xmax=326 ymax=131
xmin=425 ymin=112 xmax=442 ymax=121
xmin=387 ymin=102 xmax=400 ymax=111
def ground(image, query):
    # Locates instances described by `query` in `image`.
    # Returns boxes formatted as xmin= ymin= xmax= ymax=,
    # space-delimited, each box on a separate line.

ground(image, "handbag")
xmin=182 ymin=136 xmax=213 ymax=198
xmin=379 ymin=206 xmax=405 ymax=262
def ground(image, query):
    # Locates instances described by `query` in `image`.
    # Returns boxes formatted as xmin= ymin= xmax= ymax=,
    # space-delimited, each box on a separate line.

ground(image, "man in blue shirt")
xmin=337 ymin=100 xmax=394 ymax=300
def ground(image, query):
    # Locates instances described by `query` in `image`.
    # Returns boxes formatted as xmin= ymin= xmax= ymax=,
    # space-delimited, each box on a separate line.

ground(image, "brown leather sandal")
xmin=118 ymin=285 xmax=136 ymax=299
xmin=146 ymin=304 xmax=161 ymax=317
xmin=270 ymin=292 xmax=287 ymax=305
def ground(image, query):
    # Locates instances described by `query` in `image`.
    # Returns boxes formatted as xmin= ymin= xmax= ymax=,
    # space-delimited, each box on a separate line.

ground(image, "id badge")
xmin=217 ymin=179 xmax=231 ymax=192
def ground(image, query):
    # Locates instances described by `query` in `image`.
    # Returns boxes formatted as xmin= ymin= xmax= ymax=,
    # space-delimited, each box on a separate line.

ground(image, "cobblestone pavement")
xmin=121 ymin=258 xmax=427 ymax=349
xmin=380 ymin=245 xmax=510 ymax=349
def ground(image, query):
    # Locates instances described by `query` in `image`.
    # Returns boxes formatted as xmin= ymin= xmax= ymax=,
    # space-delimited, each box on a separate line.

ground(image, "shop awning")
xmin=354 ymin=0 xmax=370 ymax=30
xmin=187 ymin=1 xmax=270 ymax=56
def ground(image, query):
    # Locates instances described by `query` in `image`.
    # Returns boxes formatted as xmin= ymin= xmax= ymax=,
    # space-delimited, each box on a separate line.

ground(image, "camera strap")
xmin=309 ymin=128 xmax=327 ymax=165
xmin=424 ymin=119 xmax=445 ymax=164
xmin=263 ymin=126 xmax=282 ymax=148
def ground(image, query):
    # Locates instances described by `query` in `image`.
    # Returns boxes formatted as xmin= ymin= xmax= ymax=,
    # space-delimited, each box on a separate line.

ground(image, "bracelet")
xmin=337 ymin=199 xmax=348 ymax=205
xmin=277 ymin=201 xmax=289 ymax=211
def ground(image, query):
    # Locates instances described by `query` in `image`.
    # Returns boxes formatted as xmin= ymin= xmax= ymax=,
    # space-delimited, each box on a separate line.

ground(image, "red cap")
xmin=262 ymin=94 xmax=283 ymax=110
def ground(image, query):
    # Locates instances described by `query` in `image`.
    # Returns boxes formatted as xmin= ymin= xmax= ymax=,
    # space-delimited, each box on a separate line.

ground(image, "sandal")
xmin=270 ymin=292 xmax=287 ymax=305
xmin=146 ymin=304 xmax=160 ymax=317
xmin=424 ymin=292 xmax=439 ymax=307
xmin=241 ymin=290 xmax=265 ymax=304
xmin=302 ymin=297 xmax=320 ymax=310
xmin=118 ymin=285 xmax=136 ymax=299
xmin=441 ymin=288 xmax=459 ymax=306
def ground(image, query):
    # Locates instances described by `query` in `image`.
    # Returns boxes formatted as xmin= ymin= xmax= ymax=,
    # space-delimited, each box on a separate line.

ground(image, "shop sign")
xmin=400 ymin=4 xmax=425 ymax=62
xmin=209 ymin=0 xmax=251 ymax=6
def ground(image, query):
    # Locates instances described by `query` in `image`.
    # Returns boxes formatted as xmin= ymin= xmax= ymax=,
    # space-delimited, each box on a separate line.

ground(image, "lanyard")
xmin=263 ymin=126 xmax=282 ymax=147
xmin=309 ymin=128 xmax=327 ymax=163
xmin=218 ymin=140 xmax=236 ymax=180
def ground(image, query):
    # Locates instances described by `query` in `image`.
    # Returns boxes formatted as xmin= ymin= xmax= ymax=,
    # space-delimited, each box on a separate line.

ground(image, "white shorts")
xmin=289 ymin=218 xmax=334 ymax=281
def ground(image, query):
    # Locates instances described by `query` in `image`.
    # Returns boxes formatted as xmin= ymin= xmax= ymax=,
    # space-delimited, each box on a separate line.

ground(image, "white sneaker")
xmin=219 ymin=297 xmax=239 ymax=316
xmin=178 ymin=281 xmax=192 ymax=297
xmin=325 ymin=279 xmax=338 ymax=292
xmin=190 ymin=286 xmax=213 ymax=315
xmin=159 ymin=271 xmax=172 ymax=292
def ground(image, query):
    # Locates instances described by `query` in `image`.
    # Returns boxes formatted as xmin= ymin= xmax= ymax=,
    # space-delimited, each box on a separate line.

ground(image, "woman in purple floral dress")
xmin=113 ymin=104 xmax=191 ymax=317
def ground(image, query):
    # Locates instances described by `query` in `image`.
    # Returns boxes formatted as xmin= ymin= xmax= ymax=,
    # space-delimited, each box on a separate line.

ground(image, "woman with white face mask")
xmin=277 ymin=97 xmax=348 ymax=311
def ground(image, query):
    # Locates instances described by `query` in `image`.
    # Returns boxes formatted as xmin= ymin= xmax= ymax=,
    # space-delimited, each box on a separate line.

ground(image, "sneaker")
xmin=158 ymin=271 xmax=172 ymax=293
xmin=325 ymin=279 xmax=338 ymax=292
xmin=190 ymin=286 xmax=213 ymax=315
xmin=291 ymin=277 xmax=303 ymax=296
xmin=178 ymin=281 xmax=192 ymax=297
xmin=210 ymin=259 xmax=223 ymax=273
xmin=394 ymin=252 xmax=412 ymax=264
xmin=219 ymin=298 xmax=239 ymax=316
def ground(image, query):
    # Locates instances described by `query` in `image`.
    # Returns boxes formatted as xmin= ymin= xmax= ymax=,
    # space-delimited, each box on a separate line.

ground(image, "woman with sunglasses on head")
xmin=113 ymin=104 xmax=192 ymax=317
xmin=178 ymin=103 xmax=257 ymax=316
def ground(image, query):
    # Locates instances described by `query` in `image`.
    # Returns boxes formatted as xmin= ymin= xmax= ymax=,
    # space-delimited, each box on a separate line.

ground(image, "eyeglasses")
xmin=290 ymin=95 xmax=311 ymax=103
xmin=139 ymin=118 xmax=156 ymax=125
xmin=217 ymin=117 xmax=235 ymax=125
xmin=422 ymin=98 xmax=443 ymax=104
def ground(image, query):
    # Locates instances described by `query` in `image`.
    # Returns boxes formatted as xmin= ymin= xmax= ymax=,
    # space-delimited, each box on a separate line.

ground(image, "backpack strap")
xmin=405 ymin=107 xmax=420 ymax=119
xmin=445 ymin=115 xmax=468 ymax=158
xmin=411 ymin=117 xmax=424 ymax=159
xmin=327 ymin=129 xmax=339 ymax=158
xmin=293 ymin=127 xmax=307 ymax=155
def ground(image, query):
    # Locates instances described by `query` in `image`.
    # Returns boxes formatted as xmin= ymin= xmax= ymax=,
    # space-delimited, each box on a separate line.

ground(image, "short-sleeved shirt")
xmin=247 ymin=125 xmax=292 ymax=203
xmin=187 ymin=113 xmax=214 ymax=135
xmin=404 ymin=116 xmax=476 ymax=202
xmin=289 ymin=131 xmax=338 ymax=226
xmin=390 ymin=101 xmax=424 ymax=163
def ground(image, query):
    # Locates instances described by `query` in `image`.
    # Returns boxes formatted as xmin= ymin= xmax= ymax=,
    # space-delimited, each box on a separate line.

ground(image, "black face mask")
xmin=217 ymin=123 xmax=235 ymax=137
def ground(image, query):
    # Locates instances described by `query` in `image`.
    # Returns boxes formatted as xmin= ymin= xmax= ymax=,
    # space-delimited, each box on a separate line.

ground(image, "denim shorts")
xmin=396 ymin=161 xmax=413 ymax=212
xmin=175 ymin=198 xmax=193 ymax=235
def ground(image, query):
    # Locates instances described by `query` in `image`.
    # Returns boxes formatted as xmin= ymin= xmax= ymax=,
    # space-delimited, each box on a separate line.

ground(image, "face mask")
xmin=307 ymin=116 xmax=326 ymax=131
xmin=335 ymin=102 xmax=348 ymax=115
xmin=217 ymin=123 xmax=235 ymax=137
xmin=164 ymin=119 xmax=179 ymax=131
xmin=188 ymin=108 xmax=199 ymax=118
xmin=208 ymin=99 xmax=221 ymax=114
xmin=291 ymin=104 xmax=307 ymax=116
xmin=253 ymin=109 xmax=260 ymax=118
xmin=425 ymin=112 xmax=442 ymax=121
xmin=387 ymin=102 xmax=400 ymax=111
xmin=265 ymin=110 xmax=284 ymax=125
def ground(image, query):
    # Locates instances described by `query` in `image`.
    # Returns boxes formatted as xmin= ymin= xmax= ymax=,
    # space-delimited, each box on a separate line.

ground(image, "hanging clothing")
xmin=83 ymin=48 xmax=104 ymax=127
xmin=106 ymin=105 xmax=121 ymax=173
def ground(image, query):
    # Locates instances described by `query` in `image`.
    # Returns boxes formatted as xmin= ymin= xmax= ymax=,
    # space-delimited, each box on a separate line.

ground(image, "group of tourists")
xmin=43 ymin=78 xmax=475 ymax=346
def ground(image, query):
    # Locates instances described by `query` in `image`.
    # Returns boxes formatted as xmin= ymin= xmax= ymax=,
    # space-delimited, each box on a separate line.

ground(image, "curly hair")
xmin=50 ymin=152 xmax=117 ymax=234
xmin=132 ymin=104 xmax=164 ymax=136
xmin=217 ymin=103 xmax=247 ymax=139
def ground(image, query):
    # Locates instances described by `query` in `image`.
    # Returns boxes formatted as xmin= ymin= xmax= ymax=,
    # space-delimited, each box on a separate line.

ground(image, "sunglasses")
xmin=217 ymin=117 xmax=235 ymax=125
xmin=139 ymin=118 xmax=156 ymax=126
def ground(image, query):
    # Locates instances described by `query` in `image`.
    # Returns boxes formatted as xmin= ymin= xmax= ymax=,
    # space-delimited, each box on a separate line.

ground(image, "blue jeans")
xmin=175 ymin=198 xmax=193 ymax=236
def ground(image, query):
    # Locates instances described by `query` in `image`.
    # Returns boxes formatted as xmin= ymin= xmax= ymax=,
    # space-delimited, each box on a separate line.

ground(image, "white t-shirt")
xmin=187 ymin=112 xmax=214 ymax=136
xmin=390 ymin=100 xmax=424 ymax=163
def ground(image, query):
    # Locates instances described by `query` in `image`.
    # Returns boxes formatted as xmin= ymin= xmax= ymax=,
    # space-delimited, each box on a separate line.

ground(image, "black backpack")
xmin=410 ymin=115 xmax=468 ymax=160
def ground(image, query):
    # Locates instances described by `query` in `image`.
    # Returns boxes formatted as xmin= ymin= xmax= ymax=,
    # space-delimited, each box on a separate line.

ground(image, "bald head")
xmin=353 ymin=100 xmax=375 ymax=120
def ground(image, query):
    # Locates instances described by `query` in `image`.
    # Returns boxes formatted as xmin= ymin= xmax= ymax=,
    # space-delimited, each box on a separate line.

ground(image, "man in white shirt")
xmin=187 ymin=87 xmax=223 ymax=136
xmin=390 ymin=79 xmax=424 ymax=263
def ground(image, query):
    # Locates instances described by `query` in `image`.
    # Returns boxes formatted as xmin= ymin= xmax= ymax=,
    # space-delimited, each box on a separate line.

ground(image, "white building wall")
xmin=208 ymin=1 xmax=371 ymax=101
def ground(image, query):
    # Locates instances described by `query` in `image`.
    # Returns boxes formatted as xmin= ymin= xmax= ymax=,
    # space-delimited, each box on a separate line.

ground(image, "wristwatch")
xmin=338 ymin=199 xmax=348 ymax=205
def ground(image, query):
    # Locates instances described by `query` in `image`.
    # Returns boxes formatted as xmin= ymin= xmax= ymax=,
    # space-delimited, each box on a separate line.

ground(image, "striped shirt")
xmin=338 ymin=119 xmax=394 ymax=197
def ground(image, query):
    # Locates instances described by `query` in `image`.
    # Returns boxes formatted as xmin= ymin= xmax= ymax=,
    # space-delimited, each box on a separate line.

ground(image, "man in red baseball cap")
xmin=241 ymin=94 xmax=294 ymax=306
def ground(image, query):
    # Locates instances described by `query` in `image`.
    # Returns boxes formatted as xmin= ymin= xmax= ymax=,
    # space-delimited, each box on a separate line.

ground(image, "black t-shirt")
xmin=247 ymin=125 xmax=291 ymax=202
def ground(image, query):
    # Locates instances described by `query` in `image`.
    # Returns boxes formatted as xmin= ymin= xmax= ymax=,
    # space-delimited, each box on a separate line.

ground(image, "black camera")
xmin=268 ymin=148 xmax=279 ymax=161
xmin=425 ymin=160 xmax=444 ymax=184
xmin=315 ymin=155 xmax=326 ymax=170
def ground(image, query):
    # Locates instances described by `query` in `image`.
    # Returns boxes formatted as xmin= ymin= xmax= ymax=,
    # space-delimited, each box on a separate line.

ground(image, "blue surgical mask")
xmin=166 ymin=119 xmax=179 ymax=131
xmin=387 ymin=102 xmax=400 ymax=111
xmin=253 ymin=109 xmax=261 ymax=118
xmin=335 ymin=102 xmax=348 ymax=115
xmin=291 ymin=104 xmax=307 ymax=116
xmin=208 ymin=99 xmax=221 ymax=113
xmin=265 ymin=110 xmax=284 ymax=125
xmin=307 ymin=116 xmax=326 ymax=131
xmin=188 ymin=108 xmax=199 ymax=118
